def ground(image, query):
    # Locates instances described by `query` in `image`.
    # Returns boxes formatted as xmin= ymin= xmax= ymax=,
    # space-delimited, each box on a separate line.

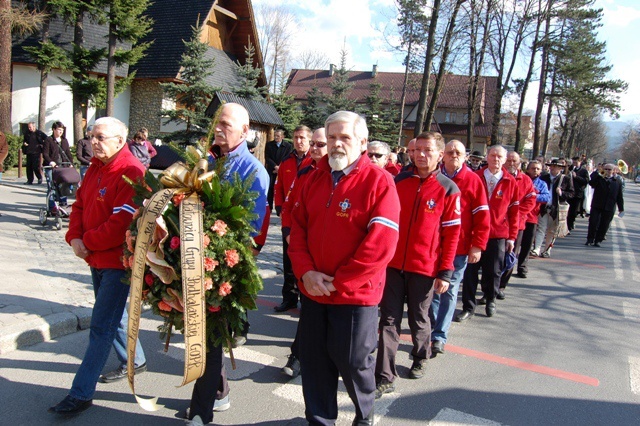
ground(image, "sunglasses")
xmin=368 ymin=153 xmax=385 ymax=159
xmin=310 ymin=141 xmax=327 ymax=148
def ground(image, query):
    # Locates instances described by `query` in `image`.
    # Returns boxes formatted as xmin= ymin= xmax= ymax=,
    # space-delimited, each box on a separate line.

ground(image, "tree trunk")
xmin=106 ymin=21 xmax=117 ymax=117
xmin=397 ymin=21 xmax=413 ymax=145
xmin=38 ymin=15 xmax=51 ymax=130
xmin=0 ymin=0 xmax=12 ymax=133
xmin=425 ymin=0 xmax=464 ymax=131
xmin=414 ymin=0 xmax=441 ymax=137
xmin=541 ymin=66 xmax=557 ymax=157
xmin=532 ymin=0 xmax=552 ymax=158
xmin=73 ymin=9 xmax=86 ymax=144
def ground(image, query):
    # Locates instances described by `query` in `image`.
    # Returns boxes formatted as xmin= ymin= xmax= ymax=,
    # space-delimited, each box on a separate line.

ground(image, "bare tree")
xmin=294 ymin=49 xmax=329 ymax=70
xmin=256 ymin=4 xmax=295 ymax=94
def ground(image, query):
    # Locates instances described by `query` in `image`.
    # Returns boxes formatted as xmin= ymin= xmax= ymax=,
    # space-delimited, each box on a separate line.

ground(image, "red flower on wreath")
xmin=203 ymin=234 xmax=211 ymax=247
xmin=144 ymin=273 xmax=154 ymax=286
xmin=208 ymin=305 xmax=221 ymax=313
xmin=224 ymin=249 xmax=239 ymax=268
xmin=170 ymin=236 xmax=181 ymax=250
xmin=204 ymin=257 xmax=219 ymax=272
xmin=172 ymin=193 xmax=185 ymax=206
xmin=211 ymin=220 xmax=228 ymax=236
xmin=219 ymin=281 xmax=232 ymax=297
xmin=158 ymin=300 xmax=172 ymax=312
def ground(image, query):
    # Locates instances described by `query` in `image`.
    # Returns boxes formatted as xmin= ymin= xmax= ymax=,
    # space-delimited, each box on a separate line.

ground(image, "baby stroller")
xmin=39 ymin=164 xmax=81 ymax=230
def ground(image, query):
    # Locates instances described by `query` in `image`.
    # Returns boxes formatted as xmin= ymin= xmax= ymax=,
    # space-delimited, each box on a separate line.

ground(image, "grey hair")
xmin=488 ymin=144 xmax=507 ymax=156
xmin=325 ymin=111 xmax=369 ymax=142
xmin=368 ymin=140 xmax=390 ymax=155
xmin=94 ymin=117 xmax=128 ymax=140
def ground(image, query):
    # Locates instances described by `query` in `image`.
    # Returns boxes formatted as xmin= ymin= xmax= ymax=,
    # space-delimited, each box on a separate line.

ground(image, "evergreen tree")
xmin=361 ymin=82 xmax=397 ymax=144
xmin=271 ymin=93 xmax=302 ymax=137
xmin=232 ymin=38 xmax=267 ymax=101
xmin=161 ymin=22 xmax=220 ymax=143
xmin=325 ymin=47 xmax=354 ymax=114
xmin=302 ymin=86 xmax=326 ymax=130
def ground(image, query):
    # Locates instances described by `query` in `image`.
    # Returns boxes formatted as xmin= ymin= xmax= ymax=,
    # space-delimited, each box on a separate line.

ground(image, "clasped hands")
xmin=302 ymin=270 xmax=336 ymax=297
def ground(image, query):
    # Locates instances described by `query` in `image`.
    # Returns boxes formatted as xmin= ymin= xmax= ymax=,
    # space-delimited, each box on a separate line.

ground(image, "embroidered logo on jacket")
xmin=98 ymin=187 xmax=107 ymax=201
xmin=425 ymin=198 xmax=437 ymax=213
xmin=336 ymin=198 xmax=351 ymax=217
xmin=496 ymin=190 xmax=503 ymax=199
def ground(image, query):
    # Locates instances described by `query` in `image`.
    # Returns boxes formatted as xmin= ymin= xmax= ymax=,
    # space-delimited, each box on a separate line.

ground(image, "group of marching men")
xmin=261 ymin=112 xmax=564 ymax=424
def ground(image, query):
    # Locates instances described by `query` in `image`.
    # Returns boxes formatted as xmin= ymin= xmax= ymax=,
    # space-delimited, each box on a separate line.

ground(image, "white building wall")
xmin=12 ymin=64 xmax=132 ymax=143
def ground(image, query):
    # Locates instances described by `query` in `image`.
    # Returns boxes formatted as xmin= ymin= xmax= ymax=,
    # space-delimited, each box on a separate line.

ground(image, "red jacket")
xmin=281 ymin=161 xmax=316 ymax=233
xmin=513 ymin=171 xmax=537 ymax=230
xmin=66 ymin=147 xmax=145 ymax=269
xmin=274 ymin=151 xmax=313 ymax=209
xmin=385 ymin=162 xmax=400 ymax=176
xmin=289 ymin=154 xmax=400 ymax=306
xmin=389 ymin=169 xmax=461 ymax=282
xmin=476 ymin=167 xmax=520 ymax=241
xmin=443 ymin=164 xmax=490 ymax=256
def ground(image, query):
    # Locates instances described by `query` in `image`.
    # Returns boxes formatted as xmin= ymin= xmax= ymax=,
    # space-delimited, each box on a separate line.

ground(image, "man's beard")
xmin=329 ymin=153 xmax=349 ymax=171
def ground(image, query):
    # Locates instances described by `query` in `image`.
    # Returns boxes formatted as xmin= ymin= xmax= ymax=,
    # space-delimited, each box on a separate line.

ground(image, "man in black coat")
xmin=538 ymin=159 xmax=574 ymax=257
xmin=22 ymin=122 xmax=47 ymax=184
xmin=264 ymin=129 xmax=293 ymax=210
xmin=567 ymin=156 xmax=590 ymax=231
xmin=585 ymin=164 xmax=624 ymax=247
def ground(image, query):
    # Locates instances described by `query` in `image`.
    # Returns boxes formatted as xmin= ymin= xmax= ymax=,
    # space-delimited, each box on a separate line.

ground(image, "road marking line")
xmin=399 ymin=334 xmax=598 ymax=386
xmin=617 ymin=220 xmax=640 ymax=282
xmin=623 ymin=301 xmax=640 ymax=321
xmin=611 ymin=222 xmax=624 ymax=280
xmin=629 ymin=356 xmax=640 ymax=395
xmin=273 ymin=377 xmax=398 ymax=425
xmin=429 ymin=407 xmax=503 ymax=425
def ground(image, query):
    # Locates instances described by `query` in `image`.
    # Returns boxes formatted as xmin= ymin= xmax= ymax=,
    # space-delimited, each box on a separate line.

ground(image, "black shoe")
xmin=454 ymin=310 xmax=473 ymax=322
xmin=585 ymin=241 xmax=592 ymax=246
xmin=486 ymin=302 xmax=496 ymax=317
xmin=593 ymin=242 xmax=601 ymax=247
xmin=516 ymin=270 xmax=527 ymax=278
xmin=352 ymin=409 xmax=374 ymax=425
xmin=431 ymin=340 xmax=445 ymax=355
xmin=99 ymin=363 xmax=147 ymax=383
xmin=25 ymin=181 xmax=33 ymax=185
xmin=497 ymin=290 xmax=506 ymax=300
xmin=48 ymin=395 xmax=93 ymax=415
xmin=282 ymin=354 xmax=300 ymax=378
xmin=38 ymin=180 xmax=43 ymax=185
xmin=477 ymin=296 xmax=487 ymax=305
xmin=408 ymin=359 xmax=426 ymax=379
xmin=374 ymin=380 xmax=395 ymax=399
xmin=274 ymin=301 xmax=297 ymax=312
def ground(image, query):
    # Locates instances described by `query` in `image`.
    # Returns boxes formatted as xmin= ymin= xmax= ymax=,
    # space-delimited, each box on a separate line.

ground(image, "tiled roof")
xmin=206 ymin=92 xmax=284 ymax=126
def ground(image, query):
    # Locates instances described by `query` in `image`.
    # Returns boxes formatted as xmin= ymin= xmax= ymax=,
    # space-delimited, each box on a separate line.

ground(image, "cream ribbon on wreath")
xmin=127 ymin=159 xmax=215 ymax=411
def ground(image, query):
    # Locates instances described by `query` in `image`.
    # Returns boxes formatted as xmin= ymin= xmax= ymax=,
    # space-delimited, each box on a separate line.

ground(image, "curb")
xmin=0 ymin=180 xmax=48 ymax=193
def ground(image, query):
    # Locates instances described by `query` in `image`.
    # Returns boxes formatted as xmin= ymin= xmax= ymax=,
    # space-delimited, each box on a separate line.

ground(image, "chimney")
xmin=372 ymin=64 xmax=378 ymax=78
xmin=329 ymin=64 xmax=335 ymax=76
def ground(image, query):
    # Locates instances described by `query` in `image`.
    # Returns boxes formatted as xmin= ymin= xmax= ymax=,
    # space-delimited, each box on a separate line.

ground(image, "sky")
xmin=252 ymin=0 xmax=640 ymax=123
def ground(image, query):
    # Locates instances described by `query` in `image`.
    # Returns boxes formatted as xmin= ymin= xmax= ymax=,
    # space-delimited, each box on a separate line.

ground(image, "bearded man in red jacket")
xmin=289 ymin=111 xmax=400 ymax=426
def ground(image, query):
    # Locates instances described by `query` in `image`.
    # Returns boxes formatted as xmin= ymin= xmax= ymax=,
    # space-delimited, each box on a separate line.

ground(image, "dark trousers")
xmin=462 ymin=238 xmax=505 ymax=312
xmin=567 ymin=197 xmax=584 ymax=230
xmin=518 ymin=222 xmax=537 ymax=273
xmin=500 ymin=230 xmax=523 ymax=289
xmin=26 ymin=153 xmax=42 ymax=183
xmin=188 ymin=339 xmax=230 ymax=424
xmin=587 ymin=208 xmax=615 ymax=243
xmin=268 ymin=174 xmax=276 ymax=210
xmin=299 ymin=296 xmax=378 ymax=425
xmin=281 ymin=232 xmax=298 ymax=306
xmin=376 ymin=268 xmax=434 ymax=384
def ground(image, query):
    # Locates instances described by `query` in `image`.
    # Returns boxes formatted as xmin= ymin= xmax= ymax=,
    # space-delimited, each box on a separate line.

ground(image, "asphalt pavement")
xmin=1 ymin=175 xmax=640 ymax=425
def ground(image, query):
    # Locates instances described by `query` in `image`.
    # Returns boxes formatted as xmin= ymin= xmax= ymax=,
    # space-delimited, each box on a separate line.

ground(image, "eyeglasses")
xmin=91 ymin=135 xmax=118 ymax=142
xmin=368 ymin=152 xmax=385 ymax=159
xmin=310 ymin=141 xmax=327 ymax=148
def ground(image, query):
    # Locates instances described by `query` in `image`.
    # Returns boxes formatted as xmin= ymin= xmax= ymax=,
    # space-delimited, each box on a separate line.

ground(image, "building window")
xmin=445 ymin=112 xmax=456 ymax=123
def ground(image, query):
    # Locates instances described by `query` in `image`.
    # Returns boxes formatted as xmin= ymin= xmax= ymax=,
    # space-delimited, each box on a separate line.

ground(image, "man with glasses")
xmin=49 ymin=117 xmax=147 ymax=416
xmin=586 ymin=163 xmax=624 ymax=247
xmin=367 ymin=140 xmax=390 ymax=169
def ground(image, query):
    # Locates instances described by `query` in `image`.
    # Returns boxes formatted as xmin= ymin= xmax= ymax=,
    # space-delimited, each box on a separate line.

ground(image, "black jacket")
xmin=570 ymin=165 xmax=590 ymax=197
xmin=22 ymin=129 xmax=47 ymax=155
xmin=589 ymin=172 xmax=624 ymax=213
xmin=76 ymin=137 xmax=93 ymax=166
xmin=264 ymin=140 xmax=293 ymax=176
xmin=541 ymin=172 xmax=574 ymax=218
xmin=43 ymin=137 xmax=73 ymax=166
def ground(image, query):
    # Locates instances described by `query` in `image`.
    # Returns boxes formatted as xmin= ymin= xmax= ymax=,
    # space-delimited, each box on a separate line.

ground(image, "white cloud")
xmin=600 ymin=3 xmax=640 ymax=27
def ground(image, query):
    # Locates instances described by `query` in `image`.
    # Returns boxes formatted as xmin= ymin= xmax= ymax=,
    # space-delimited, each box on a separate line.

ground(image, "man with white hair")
xmin=50 ymin=117 xmax=146 ymax=416
xmin=289 ymin=111 xmax=400 ymax=425
xmin=367 ymin=140 xmax=392 ymax=173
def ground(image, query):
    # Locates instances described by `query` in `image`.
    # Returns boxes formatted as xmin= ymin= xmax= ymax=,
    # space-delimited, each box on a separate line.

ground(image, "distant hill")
xmin=604 ymin=120 xmax=629 ymax=152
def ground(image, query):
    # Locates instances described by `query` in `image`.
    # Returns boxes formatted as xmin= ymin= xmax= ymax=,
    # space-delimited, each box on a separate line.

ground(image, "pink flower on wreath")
xmin=203 ymin=234 xmax=211 ymax=248
xmin=219 ymin=281 xmax=232 ymax=297
xmin=204 ymin=277 xmax=213 ymax=291
xmin=126 ymin=230 xmax=135 ymax=253
xmin=172 ymin=193 xmax=185 ymax=206
xmin=208 ymin=305 xmax=221 ymax=313
xmin=211 ymin=220 xmax=228 ymax=237
xmin=158 ymin=300 xmax=172 ymax=312
xmin=224 ymin=249 xmax=240 ymax=268
xmin=170 ymin=236 xmax=180 ymax=250
xmin=204 ymin=257 xmax=219 ymax=272
xmin=122 ymin=255 xmax=132 ymax=269
xmin=144 ymin=273 xmax=154 ymax=286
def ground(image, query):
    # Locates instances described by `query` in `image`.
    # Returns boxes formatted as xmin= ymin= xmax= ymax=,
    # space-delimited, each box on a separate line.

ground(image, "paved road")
xmin=1 ymin=179 xmax=639 ymax=425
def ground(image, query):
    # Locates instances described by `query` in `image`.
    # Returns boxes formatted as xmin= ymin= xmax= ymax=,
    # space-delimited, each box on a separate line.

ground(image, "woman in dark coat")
xmin=43 ymin=121 xmax=73 ymax=167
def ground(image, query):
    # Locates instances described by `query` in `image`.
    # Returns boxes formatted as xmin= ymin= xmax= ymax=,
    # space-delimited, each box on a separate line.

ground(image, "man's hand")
xmin=286 ymin=235 xmax=290 ymax=244
xmin=301 ymin=271 xmax=335 ymax=297
xmin=468 ymin=246 xmax=482 ymax=264
xmin=619 ymin=211 xmax=625 ymax=218
xmin=434 ymin=278 xmax=449 ymax=295
xmin=274 ymin=165 xmax=279 ymax=173
xmin=556 ymin=187 xmax=562 ymax=196
xmin=506 ymin=240 xmax=515 ymax=253
xmin=70 ymin=238 xmax=90 ymax=259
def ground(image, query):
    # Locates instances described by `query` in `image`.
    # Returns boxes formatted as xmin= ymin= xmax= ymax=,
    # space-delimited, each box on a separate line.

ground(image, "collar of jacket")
xmin=316 ymin=152 xmax=370 ymax=176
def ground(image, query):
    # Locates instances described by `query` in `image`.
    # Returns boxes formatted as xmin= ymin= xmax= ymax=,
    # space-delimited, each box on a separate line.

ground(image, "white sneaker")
xmin=186 ymin=415 xmax=204 ymax=426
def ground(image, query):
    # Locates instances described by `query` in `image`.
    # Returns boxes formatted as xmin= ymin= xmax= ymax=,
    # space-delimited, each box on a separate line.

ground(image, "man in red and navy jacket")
xmin=431 ymin=140 xmax=489 ymax=355
xmin=498 ymin=151 xmax=537 ymax=295
xmin=457 ymin=144 xmax=519 ymax=321
xmin=273 ymin=125 xmax=313 ymax=312
xmin=51 ymin=117 xmax=146 ymax=416
xmin=375 ymin=132 xmax=460 ymax=397
xmin=289 ymin=111 xmax=400 ymax=425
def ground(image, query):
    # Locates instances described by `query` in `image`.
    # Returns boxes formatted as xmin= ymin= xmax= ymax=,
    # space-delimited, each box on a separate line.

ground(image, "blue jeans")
xmin=69 ymin=268 xmax=140 ymax=400
xmin=430 ymin=255 xmax=468 ymax=344
xmin=80 ymin=165 xmax=89 ymax=182
xmin=114 ymin=303 xmax=146 ymax=368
